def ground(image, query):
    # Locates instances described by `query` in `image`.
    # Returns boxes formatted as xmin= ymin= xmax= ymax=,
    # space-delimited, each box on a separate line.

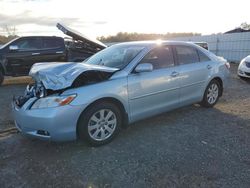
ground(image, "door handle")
xmin=207 ymin=65 xmax=212 ymax=69
xmin=171 ymin=71 xmax=179 ymax=77
xmin=32 ymin=53 xmax=40 ymax=55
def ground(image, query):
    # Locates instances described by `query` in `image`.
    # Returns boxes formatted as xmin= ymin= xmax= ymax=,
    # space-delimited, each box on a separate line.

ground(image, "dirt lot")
xmin=0 ymin=64 xmax=250 ymax=188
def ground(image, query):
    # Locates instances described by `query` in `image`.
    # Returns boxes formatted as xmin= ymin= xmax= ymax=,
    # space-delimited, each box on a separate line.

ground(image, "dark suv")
xmin=0 ymin=23 xmax=106 ymax=85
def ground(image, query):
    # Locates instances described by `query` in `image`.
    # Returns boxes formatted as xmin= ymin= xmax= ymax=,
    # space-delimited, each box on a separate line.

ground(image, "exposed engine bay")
xmin=14 ymin=82 xmax=47 ymax=107
xmin=14 ymin=63 xmax=118 ymax=108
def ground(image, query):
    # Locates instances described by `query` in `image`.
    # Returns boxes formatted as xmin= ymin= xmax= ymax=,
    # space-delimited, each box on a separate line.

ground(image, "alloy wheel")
xmin=88 ymin=109 xmax=117 ymax=141
xmin=207 ymin=83 xmax=219 ymax=104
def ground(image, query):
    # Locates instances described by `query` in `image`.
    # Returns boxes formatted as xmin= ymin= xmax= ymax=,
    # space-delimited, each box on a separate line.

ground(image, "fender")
xmin=203 ymin=75 xmax=224 ymax=97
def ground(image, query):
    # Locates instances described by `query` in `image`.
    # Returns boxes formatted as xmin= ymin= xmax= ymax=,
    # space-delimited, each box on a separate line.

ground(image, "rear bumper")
xmin=221 ymin=68 xmax=230 ymax=90
xmin=12 ymin=97 xmax=86 ymax=142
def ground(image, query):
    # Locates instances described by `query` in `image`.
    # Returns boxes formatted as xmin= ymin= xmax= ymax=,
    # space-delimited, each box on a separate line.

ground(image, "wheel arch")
xmin=212 ymin=76 xmax=223 ymax=97
xmin=76 ymin=97 xmax=129 ymax=138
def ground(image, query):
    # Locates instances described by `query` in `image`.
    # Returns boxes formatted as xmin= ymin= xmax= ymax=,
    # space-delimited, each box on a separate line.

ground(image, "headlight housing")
xmin=240 ymin=59 xmax=249 ymax=67
xmin=242 ymin=60 xmax=246 ymax=66
xmin=244 ymin=61 xmax=250 ymax=68
xmin=31 ymin=94 xmax=77 ymax=109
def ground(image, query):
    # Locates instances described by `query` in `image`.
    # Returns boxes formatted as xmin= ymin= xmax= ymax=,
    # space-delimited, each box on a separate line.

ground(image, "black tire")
xmin=77 ymin=101 xmax=122 ymax=146
xmin=200 ymin=79 xmax=221 ymax=108
xmin=0 ymin=71 xmax=4 ymax=86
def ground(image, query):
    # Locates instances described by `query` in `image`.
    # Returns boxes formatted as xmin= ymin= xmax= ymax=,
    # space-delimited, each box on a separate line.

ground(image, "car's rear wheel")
xmin=200 ymin=79 xmax=221 ymax=108
xmin=0 ymin=71 xmax=4 ymax=86
xmin=77 ymin=102 xmax=122 ymax=146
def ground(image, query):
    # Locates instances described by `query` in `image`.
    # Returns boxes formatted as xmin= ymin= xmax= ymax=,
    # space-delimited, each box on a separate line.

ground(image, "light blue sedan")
xmin=13 ymin=41 xmax=230 ymax=146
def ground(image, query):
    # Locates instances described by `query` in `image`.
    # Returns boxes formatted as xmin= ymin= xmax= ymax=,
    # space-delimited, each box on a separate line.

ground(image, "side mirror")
xmin=9 ymin=45 xmax=19 ymax=51
xmin=135 ymin=63 xmax=153 ymax=73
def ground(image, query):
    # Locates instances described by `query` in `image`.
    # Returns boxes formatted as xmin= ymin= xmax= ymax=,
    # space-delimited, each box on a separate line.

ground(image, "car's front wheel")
xmin=77 ymin=102 xmax=122 ymax=146
xmin=200 ymin=79 xmax=221 ymax=108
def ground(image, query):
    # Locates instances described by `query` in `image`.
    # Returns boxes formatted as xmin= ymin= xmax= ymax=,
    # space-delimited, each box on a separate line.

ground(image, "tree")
xmin=4 ymin=25 xmax=17 ymax=36
xmin=240 ymin=22 xmax=250 ymax=30
xmin=0 ymin=25 xmax=18 ymax=44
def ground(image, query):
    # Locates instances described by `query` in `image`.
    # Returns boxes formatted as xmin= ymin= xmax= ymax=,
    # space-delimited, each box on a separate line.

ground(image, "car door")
xmin=39 ymin=37 xmax=66 ymax=62
xmin=128 ymin=45 xmax=181 ymax=122
xmin=174 ymin=45 xmax=212 ymax=105
xmin=5 ymin=37 xmax=44 ymax=75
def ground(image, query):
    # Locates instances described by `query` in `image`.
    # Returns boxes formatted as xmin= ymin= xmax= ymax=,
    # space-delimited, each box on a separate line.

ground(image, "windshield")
xmin=0 ymin=37 xmax=19 ymax=49
xmin=84 ymin=44 xmax=145 ymax=69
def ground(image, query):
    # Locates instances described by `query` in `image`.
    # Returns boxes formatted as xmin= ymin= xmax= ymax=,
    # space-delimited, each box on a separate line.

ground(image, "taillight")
xmin=225 ymin=62 xmax=230 ymax=69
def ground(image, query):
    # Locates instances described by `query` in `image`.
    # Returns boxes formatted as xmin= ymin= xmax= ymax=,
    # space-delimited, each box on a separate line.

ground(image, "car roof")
xmin=113 ymin=40 xmax=199 ymax=48
xmin=17 ymin=36 xmax=63 ymax=39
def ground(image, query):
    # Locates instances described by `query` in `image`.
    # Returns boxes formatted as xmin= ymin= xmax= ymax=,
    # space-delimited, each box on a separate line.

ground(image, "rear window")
xmin=42 ymin=38 xmax=64 ymax=49
xmin=197 ymin=50 xmax=211 ymax=62
xmin=175 ymin=46 xmax=199 ymax=65
xmin=195 ymin=42 xmax=208 ymax=50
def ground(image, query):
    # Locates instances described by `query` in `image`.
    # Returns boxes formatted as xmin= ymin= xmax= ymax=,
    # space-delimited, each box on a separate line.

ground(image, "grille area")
xmin=37 ymin=130 xmax=50 ymax=136
xmin=245 ymin=72 xmax=250 ymax=76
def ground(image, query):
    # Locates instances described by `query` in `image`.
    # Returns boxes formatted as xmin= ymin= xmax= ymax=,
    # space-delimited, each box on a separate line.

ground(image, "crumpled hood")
xmin=29 ymin=62 xmax=119 ymax=90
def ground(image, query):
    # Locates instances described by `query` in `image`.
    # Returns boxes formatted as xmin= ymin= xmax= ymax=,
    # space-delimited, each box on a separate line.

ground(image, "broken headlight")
xmin=35 ymin=84 xmax=47 ymax=98
xmin=31 ymin=94 xmax=77 ymax=109
xmin=25 ymin=83 xmax=47 ymax=98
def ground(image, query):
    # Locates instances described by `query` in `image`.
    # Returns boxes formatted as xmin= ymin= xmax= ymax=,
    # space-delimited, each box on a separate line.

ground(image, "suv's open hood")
xmin=29 ymin=62 xmax=118 ymax=90
xmin=57 ymin=23 xmax=107 ymax=50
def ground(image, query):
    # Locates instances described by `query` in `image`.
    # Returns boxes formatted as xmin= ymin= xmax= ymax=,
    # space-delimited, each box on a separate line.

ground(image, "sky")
xmin=0 ymin=0 xmax=250 ymax=39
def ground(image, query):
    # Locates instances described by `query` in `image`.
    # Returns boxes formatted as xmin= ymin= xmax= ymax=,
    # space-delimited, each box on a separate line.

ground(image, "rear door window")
xmin=175 ymin=45 xmax=199 ymax=65
xmin=197 ymin=50 xmax=211 ymax=62
xmin=140 ymin=46 xmax=174 ymax=70
xmin=42 ymin=38 xmax=64 ymax=49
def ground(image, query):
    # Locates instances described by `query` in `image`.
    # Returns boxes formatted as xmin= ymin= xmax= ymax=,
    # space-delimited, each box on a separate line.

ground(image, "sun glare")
xmin=156 ymin=39 xmax=162 ymax=45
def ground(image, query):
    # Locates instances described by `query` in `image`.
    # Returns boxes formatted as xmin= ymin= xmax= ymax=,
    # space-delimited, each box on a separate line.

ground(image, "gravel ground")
xmin=0 ymin=64 xmax=250 ymax=188
xmin=0 ymin=84 xmax=25 ymax=130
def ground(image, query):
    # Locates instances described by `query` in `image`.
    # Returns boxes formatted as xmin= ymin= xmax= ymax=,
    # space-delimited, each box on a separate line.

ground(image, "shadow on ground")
xmin=1 ymin=104 xmax=250 ymax=188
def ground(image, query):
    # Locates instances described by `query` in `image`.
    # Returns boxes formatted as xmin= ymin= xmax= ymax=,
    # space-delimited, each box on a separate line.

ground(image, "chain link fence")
xmin=173 ymin=32 xmax=250 ymax=62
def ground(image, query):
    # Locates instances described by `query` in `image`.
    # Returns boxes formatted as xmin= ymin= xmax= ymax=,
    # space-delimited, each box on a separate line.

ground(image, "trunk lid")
xmin=57 ymin=23 xmax=107 ymax=50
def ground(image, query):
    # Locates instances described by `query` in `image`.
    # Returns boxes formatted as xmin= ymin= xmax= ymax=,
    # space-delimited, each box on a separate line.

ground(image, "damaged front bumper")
xmin=12 ymin=96 xmax=86 ymax=142
xmin=12 ymin=61 xmax=119 ymax=141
